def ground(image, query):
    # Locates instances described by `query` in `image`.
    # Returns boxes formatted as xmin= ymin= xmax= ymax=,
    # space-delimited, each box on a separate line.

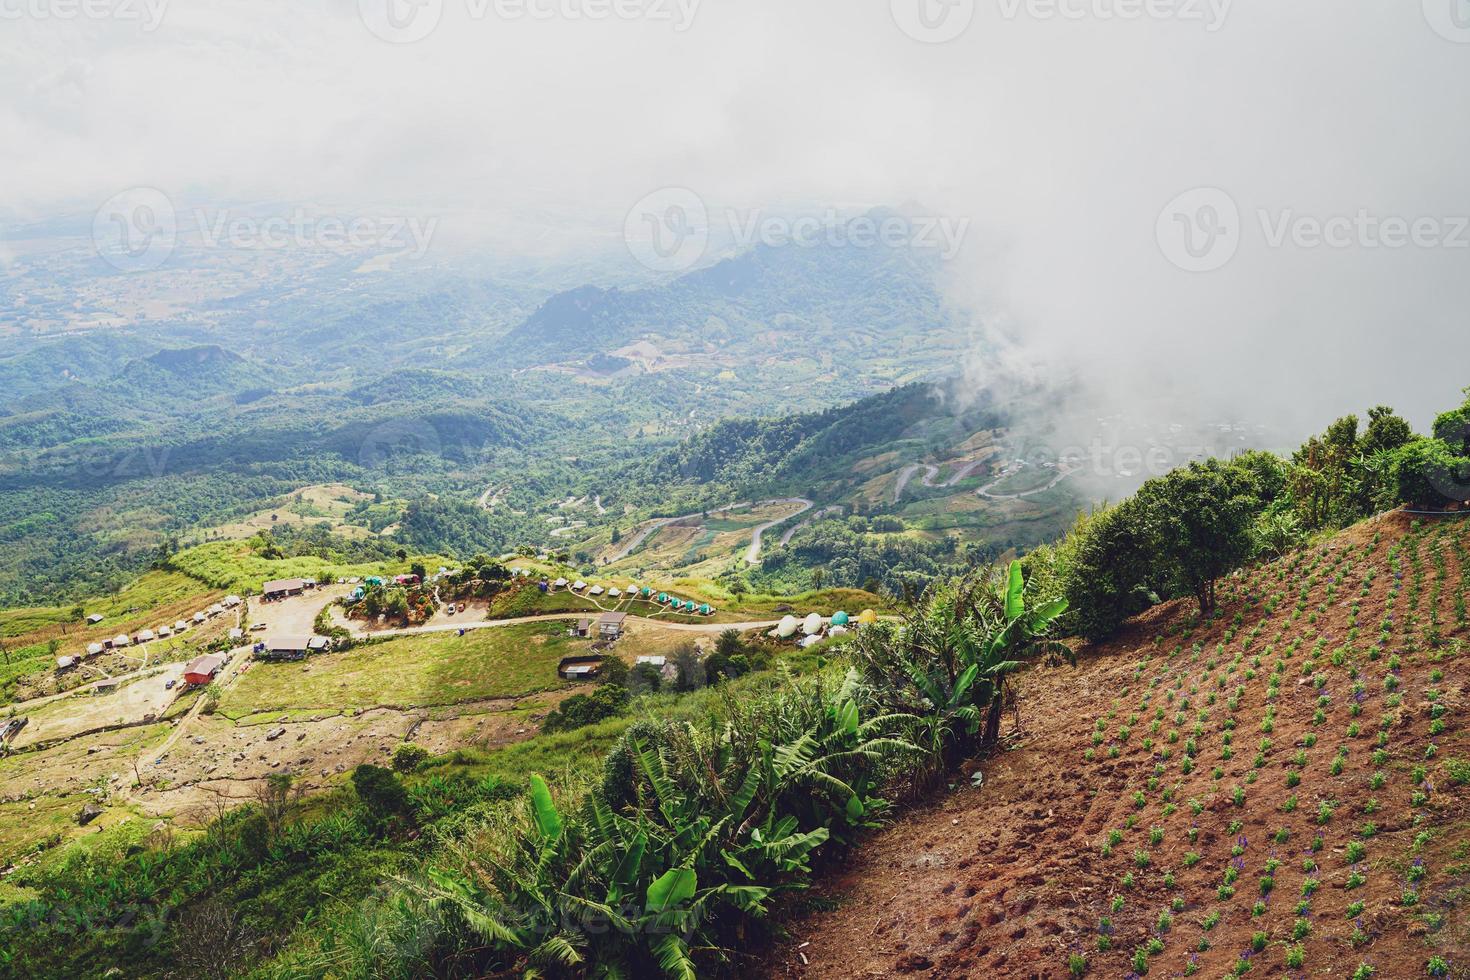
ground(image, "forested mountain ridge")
xmin=478 ymin=226 xmax=962 ymax=372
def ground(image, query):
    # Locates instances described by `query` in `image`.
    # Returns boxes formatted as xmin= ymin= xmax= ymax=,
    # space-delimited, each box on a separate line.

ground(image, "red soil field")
xmin=763 ymin=512 xmax=1470 ymax=979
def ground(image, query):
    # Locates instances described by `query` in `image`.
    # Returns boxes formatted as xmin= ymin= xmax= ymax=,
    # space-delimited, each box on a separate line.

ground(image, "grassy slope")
xmin=165 ymin=540 xmax=454 ymax=594
xmin=0 ymin=571 xmax=224 ymax=699
xmin=766 ymin=511 xmax=1470 ymax=979
xmin=217 ymin=622 xmax=580 ymax=722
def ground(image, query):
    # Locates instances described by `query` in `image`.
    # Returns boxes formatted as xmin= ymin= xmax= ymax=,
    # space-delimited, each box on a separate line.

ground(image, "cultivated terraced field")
xmin=768 ymin=511 xmax=1469 ymax=979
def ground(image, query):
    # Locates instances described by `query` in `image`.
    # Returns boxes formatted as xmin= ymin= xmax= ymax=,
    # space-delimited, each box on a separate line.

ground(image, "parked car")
xmin=164 ymin=679 xmax=176 ymax=690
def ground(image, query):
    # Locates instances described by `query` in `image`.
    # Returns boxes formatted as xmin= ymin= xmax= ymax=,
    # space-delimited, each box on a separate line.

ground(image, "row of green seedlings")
xmin=1076 ymin=533 xmax=1459 ymax=977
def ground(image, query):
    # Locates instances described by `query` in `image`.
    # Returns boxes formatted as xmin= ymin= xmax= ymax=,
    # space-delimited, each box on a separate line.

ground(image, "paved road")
xmin=607 ymin=499 xmax=799 ymax=563
xmin=977 ymin=463 xmax=1080 ymax=500
xmin=744 ymin=498 xmax=814 ymax=564
xmin=778 ymin=505 xmax=843 ymax=548
xmin=345 ymin=612 xmax=791 ymax=640
xmin=944 ymin=458 xmax=988 ymax=486
xmin=893 ymin=464 xmax=940 ymax=503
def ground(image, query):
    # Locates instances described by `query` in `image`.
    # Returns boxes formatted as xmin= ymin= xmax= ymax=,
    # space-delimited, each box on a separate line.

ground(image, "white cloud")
xmin=2 ymin=0 xmax=1467 ymax=429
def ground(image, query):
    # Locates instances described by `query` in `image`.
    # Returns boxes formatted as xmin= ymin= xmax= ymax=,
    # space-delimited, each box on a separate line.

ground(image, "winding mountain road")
xmin=607 ymin=498 xmax=812 ymax=564
xmin=743 ymin=498 xmax=813 ymax=564
xmin=777 ymin=505 xmax=844 ymax=548
xmin=893 ymin=464 xmax=940 ymax=503
xmin=977 ymin=463 xmax=1080 ymax=500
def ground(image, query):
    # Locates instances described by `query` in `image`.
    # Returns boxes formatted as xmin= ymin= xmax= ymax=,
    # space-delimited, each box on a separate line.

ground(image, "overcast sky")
xmin=3 ymin=0 xmax=1468 ymax=431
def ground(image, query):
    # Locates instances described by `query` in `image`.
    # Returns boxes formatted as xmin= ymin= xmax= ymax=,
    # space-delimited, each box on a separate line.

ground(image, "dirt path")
xmin=761 ymin=658 xmax=1124 ymax=979
xmin=745 ymin=498 xmax=814 ymax=564
xmin=344 ymin=611 xmax=790 ymax=640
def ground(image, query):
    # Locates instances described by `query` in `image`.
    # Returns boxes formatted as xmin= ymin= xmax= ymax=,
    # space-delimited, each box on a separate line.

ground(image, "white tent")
xmin=607 ymin=588 xmax=622 ymax=598
xmin=776 ymin=615 xmax=799 ymax=639
xmin=135 ymin=629 xmax=156 ymax=643
xmin=554 ymin=578 xmax=569 ymax=588
xmin=572 ymin=580 xmax=587 ymax=591
xmin=86 ymin=642 xmax=105 ymax=656
xmin=174 ymin=620 xmax=190 ymax=632
xmin=589 ymin=585 xmax=605 ymax=596
xmin=801 ymin=613 xmax=823 ymax=636
xmin=112 ymin=634 xmax=131 ymax=647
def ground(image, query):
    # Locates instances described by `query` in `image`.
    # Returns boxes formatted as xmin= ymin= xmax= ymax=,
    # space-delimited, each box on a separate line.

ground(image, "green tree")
xmin=1433 ymin=389 xmax=1470 ymax=456
xmin=1063 ymin=500 xmax=1158 ymax=641
xmin=715 ymin=628 xmax=743 ymax=659
xmin=352 ymin=764 xmax=408 ymax=826
xmin=391 ymin=743 xmax=429 ymax=773
xmin=597 ymin=654 xmax=630 ymax=688
xmin=670 ymin=643 xmax=706 ymax=692
xmin=1389 ymin=438 xmax=1470 ymax=507
xmin=1135 ymin=460 xmax=1261 ymax=613
xmin=1361 ymin=405 xmax=1414 ymax=457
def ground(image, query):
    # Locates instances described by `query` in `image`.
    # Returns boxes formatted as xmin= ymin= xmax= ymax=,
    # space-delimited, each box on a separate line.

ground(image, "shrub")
xmin=391 ymin=743 xmax=430 ymax=773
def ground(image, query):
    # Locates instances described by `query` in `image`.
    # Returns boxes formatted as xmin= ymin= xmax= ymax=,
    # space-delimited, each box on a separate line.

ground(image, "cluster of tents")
xmin=773 ymin=609 xmax=879 ymax=647
xmin=547 ymin=578 xmax=717 ymax=616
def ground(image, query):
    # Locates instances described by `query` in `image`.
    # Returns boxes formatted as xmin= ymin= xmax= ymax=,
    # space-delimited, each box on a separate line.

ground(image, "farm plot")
xmin=768 ymin=512 xmax=1470 ymax=979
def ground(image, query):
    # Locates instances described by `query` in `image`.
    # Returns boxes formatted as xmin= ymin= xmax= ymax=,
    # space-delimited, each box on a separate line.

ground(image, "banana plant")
xmin=424 ymin=682 xmax=914 ymax=979
xmin=977 ymin=560 xmax=1071 ymax=745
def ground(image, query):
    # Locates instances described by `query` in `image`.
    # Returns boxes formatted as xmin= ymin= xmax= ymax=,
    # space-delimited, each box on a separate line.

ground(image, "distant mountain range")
xmin=474 ymin=229 xmax=964 ymax=375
